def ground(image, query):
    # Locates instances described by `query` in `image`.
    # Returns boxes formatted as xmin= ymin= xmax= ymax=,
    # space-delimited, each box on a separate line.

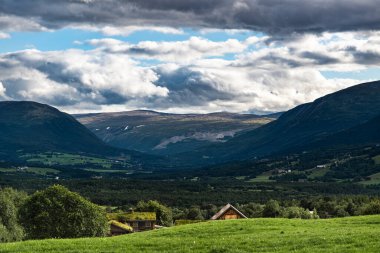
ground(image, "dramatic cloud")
xmin=0 ymin=0 xmax=380 ymax=34
xmin=88 ymin=36 xmax=255 ymax=63
xmin=1 ymin=31 xmax=377 ymax=114
xmin=0 ymin=49 xmax=168 ymax=110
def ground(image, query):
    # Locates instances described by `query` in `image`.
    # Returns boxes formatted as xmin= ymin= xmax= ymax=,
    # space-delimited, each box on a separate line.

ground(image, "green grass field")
xmin=0 ymin=167 xmax=60 ymax=175
xmin=23 ymin=153 xmax=119 ymax=168
xmin=373 ymin=155 xmax=380 ymax=165
xmin=84 ymin=169 xmax=132 ymax=173
xmin=360 ymin=172 xmax=380 ymax=185
xmin=248 ymin=171 xmax=274 ymax=183
xmin=308 ymin=167 xmax=330 ymax=179
xmin=2 ymin=215 xmax=380 ymax=253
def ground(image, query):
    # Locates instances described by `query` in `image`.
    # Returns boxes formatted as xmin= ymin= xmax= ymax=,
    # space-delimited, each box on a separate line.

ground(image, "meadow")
xmin=22 ymin=153 xmax=119 ymax=168
xmin=2 ymin=215 xmax=380 ymax=253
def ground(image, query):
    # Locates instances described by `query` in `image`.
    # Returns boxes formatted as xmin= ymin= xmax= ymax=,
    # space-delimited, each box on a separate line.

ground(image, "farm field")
xmin=373 ymin=155 xmax=380 ymax=165
xmin=360 ymin=172 xmax=380 ymax=185
xmin=0 ymin=167 xmax=60 ymax=175
xmin=2 ymin=215 xmax=380 ymax=253
xmin=248 ymin=171 xmax=274 ymax=183
xmin=22 ymin=153 xmax=125 ymax=168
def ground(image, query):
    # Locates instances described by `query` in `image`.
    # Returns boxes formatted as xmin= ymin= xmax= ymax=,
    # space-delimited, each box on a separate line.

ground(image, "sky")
xmin=0 ymin=0 xmax=380 ymax=114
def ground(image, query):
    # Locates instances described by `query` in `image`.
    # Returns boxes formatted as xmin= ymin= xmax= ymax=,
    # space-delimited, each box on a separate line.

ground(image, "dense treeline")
xmin=2 ymin=175 xmax=380 ymax=207
xmin=126 ymin=197 xmax=380 ymax=221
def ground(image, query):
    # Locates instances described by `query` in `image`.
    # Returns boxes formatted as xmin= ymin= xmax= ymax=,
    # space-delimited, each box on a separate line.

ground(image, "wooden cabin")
xmin=210 ymin=203 xmax=248 ymax=220
xmin=107 ymin=212 xmax=157 ymax=233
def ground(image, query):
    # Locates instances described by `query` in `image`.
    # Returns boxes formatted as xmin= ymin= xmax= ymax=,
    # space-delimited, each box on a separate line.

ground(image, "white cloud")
xmin=75 ymin=25 xmax=184 ymax=36
xmin=88 ymin=36 xmax=261 ymax=63
xmin=0 ymin=15 xmax=49 ymax=32
xmin=0 ymin=49 xmax=168 ymax=109
xmin=0 ymin=32 xmax=10 ymax=39
xmin=0 ymin=82 xmax=7 ymax=98
xmin=0 ymin=31 xmax=378 ymax=114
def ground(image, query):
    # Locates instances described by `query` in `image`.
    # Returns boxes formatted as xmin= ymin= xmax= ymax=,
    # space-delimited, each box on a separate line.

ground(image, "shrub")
xmin=0 ymin=188 xmax=27 ymax=242
xmin=281 ymin=206 xmax=318 ymax=219
xmin=240 ymin=203 xmax=264 ymax=218
xmin=19 ymin=185 xmax=108 ymax=239
xmin=187 ymin=206 xmax=204 ymax=220
xmin=263 ymin=200 xmax=281 ymax=218
xmin=136 ymin=200 xmax=173 ymax=227
xmin=360 ymin=200 xmax=380 ymax=215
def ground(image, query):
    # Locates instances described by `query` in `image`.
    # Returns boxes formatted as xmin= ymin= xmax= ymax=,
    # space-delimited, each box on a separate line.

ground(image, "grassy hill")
xmin=0 ymin=101 xmax=123 ymax=158
xmin=0 ymin=101 xmax=163 ymax=169
xmin=2 ymin=215 xmax=380 ymax=252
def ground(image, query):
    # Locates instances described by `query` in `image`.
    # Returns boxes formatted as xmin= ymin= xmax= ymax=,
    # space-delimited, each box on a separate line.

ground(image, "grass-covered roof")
xmin=108 ymin=220 xmax=133 ymax=232
xmin=107 ymin=212 xmax=156 ymax=221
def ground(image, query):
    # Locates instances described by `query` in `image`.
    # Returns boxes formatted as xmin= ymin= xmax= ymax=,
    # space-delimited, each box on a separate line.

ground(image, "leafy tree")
xmin=311 ymin=208 xmax=319 ymax=219
xmin=281 ymin=206 xmax=316 ymax=219
xmin=187 ymin=206 xmax=204 ymax=220
xmin=240 ymin=203 xmax=264 ymax=218
xmin=0 ymin=188 xmax=27 ymax=242
xmin=172 ymin=207 xmax=188 ymax=220
xmin=136 ymin=200 xmax=173 ymax=227
xmin=19 ymin=185 xmax=108 ymax=239
xmin=360 ymin=200 xmax=380 ymax=215
xmin=263 ymin=200 xmax=281 ymax=218
xmin=201 ymin=204 xmax=218 ymax=219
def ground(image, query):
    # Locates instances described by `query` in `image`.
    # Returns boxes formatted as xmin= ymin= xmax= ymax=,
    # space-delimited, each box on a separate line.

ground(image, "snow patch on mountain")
xmin=153 ymin=130 xmax=241 ymax=150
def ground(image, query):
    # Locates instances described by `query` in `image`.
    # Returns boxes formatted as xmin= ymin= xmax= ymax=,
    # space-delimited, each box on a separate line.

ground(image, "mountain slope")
xmin=185 ymin=80 xmax=380 ymax=163
xmin=0 ymin=101 xmax=133 ymax=159
xmin=311 ymin=113 xmax=380 ymax=148
xmin=75 ymin=111 xmax=277 ymax=155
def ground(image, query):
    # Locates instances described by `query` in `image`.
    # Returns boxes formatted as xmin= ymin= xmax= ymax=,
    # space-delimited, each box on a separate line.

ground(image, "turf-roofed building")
xmin=107 ymin=212 xmax=157 ymax=235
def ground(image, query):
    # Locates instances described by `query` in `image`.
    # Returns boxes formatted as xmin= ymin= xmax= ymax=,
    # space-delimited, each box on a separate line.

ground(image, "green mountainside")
xmin=0 ymin=101 xmax=153 ymax=167
xmin=182 ymin=80 xmax=380 ymax=164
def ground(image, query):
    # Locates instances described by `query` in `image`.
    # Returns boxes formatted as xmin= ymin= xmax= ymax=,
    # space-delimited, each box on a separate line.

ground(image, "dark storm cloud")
xmin=0 ymin=0 xmax=380 ymax=34
xmin=149 ymin=67 xmax=235 ymax=109
xmin=344 ymin=46 xmax=380 ymax=65
xmin=300 ymin=52 xmax=340 ymax=65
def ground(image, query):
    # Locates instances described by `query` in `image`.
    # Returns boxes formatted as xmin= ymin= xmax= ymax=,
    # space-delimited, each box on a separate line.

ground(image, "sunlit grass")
xmin=2 ymin=215 xmax=380 ymax=253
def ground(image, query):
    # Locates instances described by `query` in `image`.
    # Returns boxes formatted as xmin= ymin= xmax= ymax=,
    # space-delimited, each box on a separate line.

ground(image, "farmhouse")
xmin=210 ymin=203 xmax=248 ymax=220
xmin=107 ymin=211 xmax=157 ymax=234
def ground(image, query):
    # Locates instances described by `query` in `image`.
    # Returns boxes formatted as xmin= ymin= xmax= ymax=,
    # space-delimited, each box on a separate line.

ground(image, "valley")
xmin=0 ymin=82 xmax=380 ymax=253
xmin=0 ymin=81 xmax=380 ymax=205
xmin=1 ymin=2 xmax=380 ymax=252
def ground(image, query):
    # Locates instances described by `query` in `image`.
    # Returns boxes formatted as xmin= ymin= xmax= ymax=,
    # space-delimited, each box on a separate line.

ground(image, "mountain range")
xmin=0 ymin=80 xmax=379 ymax=172
xmin=75 ymin=111 xmax=278 ymax=155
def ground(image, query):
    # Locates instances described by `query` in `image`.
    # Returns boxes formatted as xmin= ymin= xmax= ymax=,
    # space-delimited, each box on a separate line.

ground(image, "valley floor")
xmin=2 ymin=215 xmax=380 ymax=253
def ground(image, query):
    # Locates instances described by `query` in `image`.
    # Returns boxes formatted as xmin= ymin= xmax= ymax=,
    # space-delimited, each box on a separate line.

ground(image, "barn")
xmin=210 ymin=203 xmax=248 ymax=220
